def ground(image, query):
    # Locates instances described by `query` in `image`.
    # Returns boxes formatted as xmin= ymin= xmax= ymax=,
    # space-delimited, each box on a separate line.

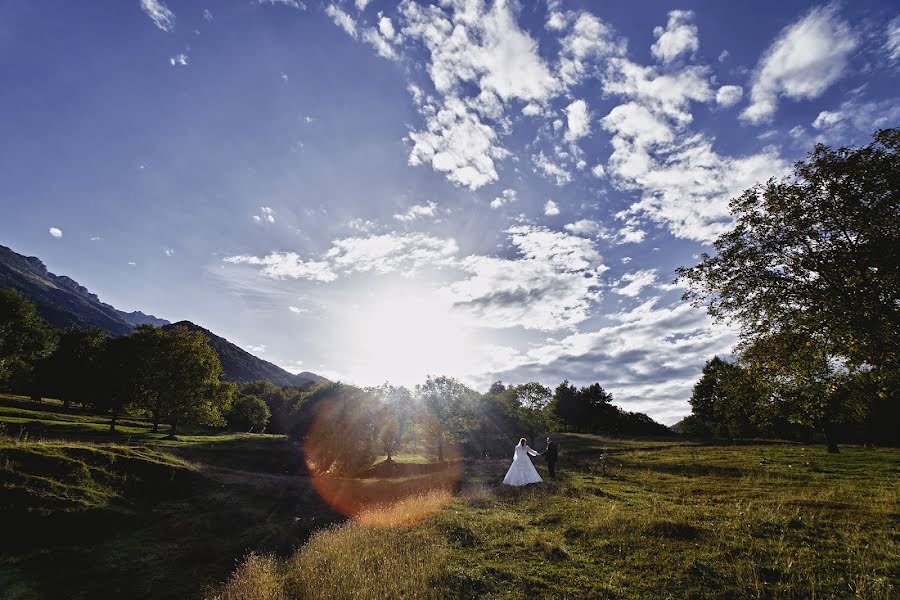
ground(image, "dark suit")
xmin=544 ymin=441 xmax=558 ymax=478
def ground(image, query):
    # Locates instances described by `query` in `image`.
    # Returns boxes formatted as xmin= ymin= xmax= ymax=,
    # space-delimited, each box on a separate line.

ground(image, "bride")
xmin=502 ymin=438 xmax=543 ymax=486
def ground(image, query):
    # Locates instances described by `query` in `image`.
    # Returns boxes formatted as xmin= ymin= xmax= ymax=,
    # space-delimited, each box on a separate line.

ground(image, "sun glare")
xmin=335 ymin=283 xmax=476 ymax=387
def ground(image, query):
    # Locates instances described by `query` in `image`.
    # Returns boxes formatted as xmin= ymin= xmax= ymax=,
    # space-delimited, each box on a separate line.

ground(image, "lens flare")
xmin=302 ymin=405 xmax=462 ymax=527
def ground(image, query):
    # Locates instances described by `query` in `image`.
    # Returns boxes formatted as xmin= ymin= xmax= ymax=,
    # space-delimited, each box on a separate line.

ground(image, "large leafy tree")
xmin=0 ymin=288 xmax=57 ymax=392
xmin=156 ymin=325 xmax=232 ymax=436
xmin=415 ymin=375 xmax=477 ymax=462
xmin=679 ymin=129 xmax=899 ymax=449
xmin=227 ymin=393 xmax=271 ymax=433
xmin=41 ymin=327 xmax=108 ymax=408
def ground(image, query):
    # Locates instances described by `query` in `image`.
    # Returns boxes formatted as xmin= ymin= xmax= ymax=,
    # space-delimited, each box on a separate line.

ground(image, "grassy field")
xmin=2 ymin=394 xmax=898 ymax=599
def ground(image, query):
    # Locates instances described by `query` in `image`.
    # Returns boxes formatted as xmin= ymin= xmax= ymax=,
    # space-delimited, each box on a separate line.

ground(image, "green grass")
xmin=2 ymin=394 xmax=897 ymax=599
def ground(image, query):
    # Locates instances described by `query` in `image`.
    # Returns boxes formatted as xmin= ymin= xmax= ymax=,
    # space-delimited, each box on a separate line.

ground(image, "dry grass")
xmin=206 ymin=553 xmax=284 ymax=600
xmin=205 ymin=491 xmax=451 ymax=600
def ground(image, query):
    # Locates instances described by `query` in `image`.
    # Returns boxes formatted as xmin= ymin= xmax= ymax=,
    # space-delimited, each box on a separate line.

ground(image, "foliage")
xmin=679 ymin=130 xmax=899 ymax=449
xmin=416 ymin=376 xmax=479 ymax=462
xmin=0 ymin=288 xmax=57 ymax=392
xmin=367 ymin=384 xmax=414 ymax=461
xmin=227 ymin=394 xmax=271 ymax=433
xmin=550 ymin=380 xmax=669 ymax=436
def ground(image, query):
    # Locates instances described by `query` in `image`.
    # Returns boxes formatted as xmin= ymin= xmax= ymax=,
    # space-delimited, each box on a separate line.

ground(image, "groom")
xmin=542 ymin=437 xmax=558 ymax=478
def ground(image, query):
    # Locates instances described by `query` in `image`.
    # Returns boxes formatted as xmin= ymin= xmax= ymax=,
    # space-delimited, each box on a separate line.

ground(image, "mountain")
xmin=0 ymin=244 xmax=166 ymax=335
xmin=164 ymin=321 xmax=327 ymax=387
xmin=0 ymin=244 xmax=325 ymax=388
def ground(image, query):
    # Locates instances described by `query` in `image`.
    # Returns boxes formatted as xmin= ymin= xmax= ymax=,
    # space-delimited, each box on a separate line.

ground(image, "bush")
xmin=227 ymin=394 xmax=271 ymax=433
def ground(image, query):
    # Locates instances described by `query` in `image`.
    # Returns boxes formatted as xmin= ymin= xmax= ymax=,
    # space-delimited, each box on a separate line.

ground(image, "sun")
xmin=334 ymin=281 xmax=477 ymax=387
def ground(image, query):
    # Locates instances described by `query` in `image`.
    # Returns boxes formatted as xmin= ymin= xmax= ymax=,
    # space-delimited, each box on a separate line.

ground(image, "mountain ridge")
xmin=0 ymin=243 xmax=325 ymax=387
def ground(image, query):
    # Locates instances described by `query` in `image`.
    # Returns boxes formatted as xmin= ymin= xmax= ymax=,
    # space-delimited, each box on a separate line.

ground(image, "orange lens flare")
xmin=302 ymin=408 xmax=462 ymax=527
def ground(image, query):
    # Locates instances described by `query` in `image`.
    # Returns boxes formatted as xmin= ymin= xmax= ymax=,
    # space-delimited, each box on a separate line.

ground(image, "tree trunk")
xmin=822 ymin=424 xmax=839 ymax=454
xmin=151 ymin=410 xmax=160 ymax=433
xmin=437 ymin=438 xmax=444 ymax=463
xmin=168 ymin=419 xmax=178 ymax=438
xmin=109 ymin=411 xmax=118 ymax=432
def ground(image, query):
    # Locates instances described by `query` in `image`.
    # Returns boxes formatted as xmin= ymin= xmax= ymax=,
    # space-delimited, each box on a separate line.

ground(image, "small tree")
xmin=227 ymin=394 xmax=271 ymax=433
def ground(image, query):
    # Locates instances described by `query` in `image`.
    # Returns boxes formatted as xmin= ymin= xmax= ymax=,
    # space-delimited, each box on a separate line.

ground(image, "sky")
xmin=1 ymin=0 xmax=898 ymax=423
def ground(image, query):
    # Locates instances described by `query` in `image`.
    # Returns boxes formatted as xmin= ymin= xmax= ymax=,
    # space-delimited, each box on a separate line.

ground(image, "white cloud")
xmin=203 ymin=9 xmax=213 ymax=21
xmin=224 ymin=253 xmax=338 ymax=282
xmin=557 ymin=11 xmax=625 ymax=87
xmin=564 ymin=219 xmax=601 ymax=236
xmin=164 ymin=248 xmax=175 ymax=257
xmin=809 ymin=97 xmax=900 ymax=138
xmin=355 ymin=0 xmax=371 ymax=11
xmin=532 ymin=152 xmax=572 ymax=186
xmin=718 ymin=50 xmax=729 ymax=62
xmin=379 ymin=15 xmax=396 ymax=40
xmin=393 ymin=201 xmax=442 ymax=222
xmin=253 ymin=206 xmax=276 ymax=223
xmin=224 ymin=233 xmax=458 ymax=282
xmin=288 ymin=305 xmax=309 ymax=314
xmin=362 ymin=28 xmax=397 ymax=59
xmin=140 ymin=0 xmax=175 ymax=32
xmin=244 ymin=344 xmax=267 ymax=353
xmin=543 ymin=199 xmax=560 ymax=216
xmin=887 ymin=16 xmax=900 ymax=62
xmin=651 ymin=10 xmax=699 ymax=63
xmin=448 ymin=226 xmax=607 ymax=330
xmin=90 ymin=236 xmax=102 ymax=241
xmin=408 ymin=97 xmax=508 ymax=189
xmin=715 ymin=85 xmax=743 ymax=107
xmin=490 ymin=298 xmax=738 ymax=424
xmin=400 ymin=0 xmax=558 ymax=189
xmin=128 ymin=261 xmax=137 ymax=266
xmin=564 ymin=99 xmax=590 ymax=142
xmin=347 ymin=218 xmax=377 ymax=232
xmin=258 ymin=0 xmax=306 ymax=9
xmin=614 ymin=269 xmax=657 ymax=297
xmin=600 ymin=55 xmax=786 ymax=243
xmin=169 ymin=53 xmax=188 ymax=67
xmin=591 ymin=163 xmax=605 ymax=178
xmin=812 ymin=110 xmax=844 ymax=129
xmin=741 ymin=6 xmax=858 ymax=124
xmin=325 ymin=4 xmax=357 ymax=38
xmin=49 ymin=227 xmax=62 ymax=238
xmin=490 ymin=188 xmax=517 ymax=209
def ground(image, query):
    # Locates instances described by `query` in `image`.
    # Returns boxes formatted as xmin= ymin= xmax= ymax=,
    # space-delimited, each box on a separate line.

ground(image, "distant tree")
xmin=548 ymin=380 xmax=580 ymax=431
xmin=0 ymin=288 xmax=57 ymax=393
xmin=368 ymin=384 xmax=414 ymax=462
xmin=416 ymin=376 xmax=477 ymax=462
xmin=511 ymin=382 xmax=552 ymax=411
xmin=227 ymin=394 xmax=271 ymax=433
xmin=679 ymin=129 xmax=900 ymax=450
xmin=488 ymin=380 xmax=506 ymax=394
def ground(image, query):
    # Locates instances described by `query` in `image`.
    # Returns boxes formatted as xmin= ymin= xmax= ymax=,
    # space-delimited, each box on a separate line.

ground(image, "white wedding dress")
xmin=502 ymin=444 xmax=543 ymax=486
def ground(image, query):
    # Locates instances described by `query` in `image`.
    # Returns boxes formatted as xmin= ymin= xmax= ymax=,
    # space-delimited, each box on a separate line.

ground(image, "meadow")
xmin=1 ymin=394 xmax=897 ymax=599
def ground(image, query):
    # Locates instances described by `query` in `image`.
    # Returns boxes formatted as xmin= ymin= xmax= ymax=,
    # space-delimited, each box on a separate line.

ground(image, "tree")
xmin=687 ymin=357 xmax=763 ymax=439
xmin=296 ymin=382 xmax=377 ymax=475
xmin=96 ymin=334 xmax=144 ymax=431
xmin=548 ymin=380 xmax=580 ymax=431
xmin=0 ymin=289 xmax=57 ymax=393
xmin=679 ymin=129 xmax=900 ymax=450
xmin=156 ymin=325 xmax=232 ymax=437
xmin=368 ymin=384 xmax=414 ymax=462
xmin=227 ymin=394 xmax=271 ymax=433
xmin=41 ymin=328 xmax=108 ymax=408
xmin=511 ymin=382 xmax=552 ymax=411
xmin=415 ymin=376 xmax=477 ymax=462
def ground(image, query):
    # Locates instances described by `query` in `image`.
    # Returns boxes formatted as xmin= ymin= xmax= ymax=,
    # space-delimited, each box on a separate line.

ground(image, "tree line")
xmin=678 ymin=129 xmax=899 ymax=451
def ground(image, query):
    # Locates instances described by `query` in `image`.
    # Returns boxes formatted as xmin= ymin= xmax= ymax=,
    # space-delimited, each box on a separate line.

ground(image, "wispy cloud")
xmin=140 ymin=0 xmax=175 ymax=33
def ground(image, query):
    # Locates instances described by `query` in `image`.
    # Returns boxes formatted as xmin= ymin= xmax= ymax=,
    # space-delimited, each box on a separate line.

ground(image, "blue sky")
xmin=2 ymin=0 xmax=898 ymax=423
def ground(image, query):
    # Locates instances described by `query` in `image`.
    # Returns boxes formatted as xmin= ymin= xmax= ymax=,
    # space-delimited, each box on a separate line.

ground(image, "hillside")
xmin=165 ymin=321 xmax=327 ymax=387
xmin=0 ymin=244 xmax=325 ymax=388
xmin=0 ymin=244 xmax=166 ymax=335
